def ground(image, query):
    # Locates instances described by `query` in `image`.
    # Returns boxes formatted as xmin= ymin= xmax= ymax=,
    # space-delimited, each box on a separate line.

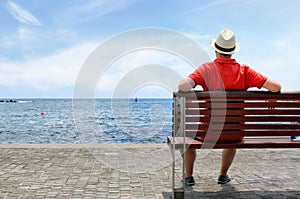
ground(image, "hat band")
xmin=215 ymin=43 xmax=235 ymax=53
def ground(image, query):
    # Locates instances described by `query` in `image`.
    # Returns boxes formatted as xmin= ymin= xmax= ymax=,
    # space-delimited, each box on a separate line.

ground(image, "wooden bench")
xmin=167 ymin=91 xmax=300 ymax=199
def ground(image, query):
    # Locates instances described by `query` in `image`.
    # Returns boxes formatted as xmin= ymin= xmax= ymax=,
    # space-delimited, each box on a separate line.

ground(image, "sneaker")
xmin=185 ymin=176 xmax=195 ymax=186
xmin=218 ymin=175 xmax=231 ymax=184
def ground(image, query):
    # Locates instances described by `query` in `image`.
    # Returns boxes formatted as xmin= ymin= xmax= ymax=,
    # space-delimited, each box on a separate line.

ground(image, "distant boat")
xmin=135 ymin=97 xmax=138 ymax=102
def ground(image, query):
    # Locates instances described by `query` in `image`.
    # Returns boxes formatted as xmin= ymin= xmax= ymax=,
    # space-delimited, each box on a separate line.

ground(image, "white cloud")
xmin=183 ymin=32 xmax=214 ymax=58
xmin=18 ymin=27 xmax=31 ymax=40
xmin=96 ymin=50 xmax=196 ymax=97
xmin=6 ymin=0 xmax=42 ymax=26
xmin=0 ymin=42 xmax=98 ymax=90
xmin=238 ymin=29 xmax=300 ymax=91
xmin=269 ymin=31 xmax=300 ymax=90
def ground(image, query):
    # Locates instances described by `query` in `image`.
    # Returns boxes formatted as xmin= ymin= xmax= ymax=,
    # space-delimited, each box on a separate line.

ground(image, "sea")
xmin=0 ymin=98 xmax=172 ymax=144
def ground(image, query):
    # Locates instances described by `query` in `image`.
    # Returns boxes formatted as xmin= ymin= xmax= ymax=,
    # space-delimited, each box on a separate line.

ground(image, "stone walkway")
xmin=0 ymin=144 xmax=299 ymax=199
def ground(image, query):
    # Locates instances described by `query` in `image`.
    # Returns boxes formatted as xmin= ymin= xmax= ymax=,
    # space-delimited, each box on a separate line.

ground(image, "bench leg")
xmin=171 ymin=148 xmax=185 ymax=199
xmin=174 ymin=188 xmax=185 ymax=199
xmin=172 ymin=145 xmax=175 ymax=198
xmin=172 ymin=96 xmax=186 ymax=199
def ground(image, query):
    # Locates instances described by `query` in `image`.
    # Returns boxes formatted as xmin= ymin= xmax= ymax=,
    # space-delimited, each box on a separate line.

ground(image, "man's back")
xmin=189 ymin=58 xmax=267 ymax=91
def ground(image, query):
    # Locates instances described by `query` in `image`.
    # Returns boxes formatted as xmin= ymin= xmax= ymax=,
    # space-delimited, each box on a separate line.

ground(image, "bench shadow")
xmin=162 ymin=184 xmax=300 ymax=199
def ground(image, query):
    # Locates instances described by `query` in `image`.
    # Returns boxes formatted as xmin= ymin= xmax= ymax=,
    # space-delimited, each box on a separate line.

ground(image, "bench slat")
xmin=168 ymin=136 xmax=300 ymax=149
xmin=185 ymin=130 xmax=300 ymax=137
xmin=185 ymin=123 xmax=300 ymax=131
xmin=185 ymin=109 xmax=300 ymax=116
xmin=175 ymin=91 xmax=300 ymax=100
xmin=186 ymin=101 xmax=300 ymax=109
xmin=184 ymin=116 xmax=300 ymax=123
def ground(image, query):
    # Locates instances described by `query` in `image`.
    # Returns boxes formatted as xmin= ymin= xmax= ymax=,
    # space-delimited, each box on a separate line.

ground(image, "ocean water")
xmin=0 ymin=98 xmax=172 ymax=144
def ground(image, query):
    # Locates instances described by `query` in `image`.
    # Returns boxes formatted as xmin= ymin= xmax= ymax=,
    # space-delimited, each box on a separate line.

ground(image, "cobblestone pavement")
xmin=0 ymin=144 xmax=299 ymax=199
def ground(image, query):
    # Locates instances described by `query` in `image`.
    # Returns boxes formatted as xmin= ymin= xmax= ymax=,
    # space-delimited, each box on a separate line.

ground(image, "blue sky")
xmin=0 ymin=0 xmax=300 ymax=98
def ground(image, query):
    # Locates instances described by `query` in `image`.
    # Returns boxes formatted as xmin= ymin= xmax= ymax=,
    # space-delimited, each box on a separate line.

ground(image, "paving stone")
xmin=0 ymin=145 xmax=300 ymax=198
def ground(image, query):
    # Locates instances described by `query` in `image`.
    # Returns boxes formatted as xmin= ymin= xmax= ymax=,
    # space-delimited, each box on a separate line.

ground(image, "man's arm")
xmin=178 ymin=77 xmax=195 ymax=91
xmin=262 ymin=78 xmax=281 ymax=92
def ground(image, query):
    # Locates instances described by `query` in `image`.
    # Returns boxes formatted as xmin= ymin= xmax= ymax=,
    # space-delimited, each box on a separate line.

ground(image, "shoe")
xmin=218 ymin=175 xmax=231 ymax=184
xmin=185 ymin=176 xmax=195 ymax=186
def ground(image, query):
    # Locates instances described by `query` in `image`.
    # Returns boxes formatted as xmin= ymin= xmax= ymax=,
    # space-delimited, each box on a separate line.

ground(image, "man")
xmin=178 ymin=29 xmax=281 ymax=186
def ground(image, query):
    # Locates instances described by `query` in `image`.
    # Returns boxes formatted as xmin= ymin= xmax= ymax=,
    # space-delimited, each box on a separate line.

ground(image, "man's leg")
xmin=185 ymin=148 xmax=196 ymax=177
xmin=220 ymin=148 xmax=236 ymax=176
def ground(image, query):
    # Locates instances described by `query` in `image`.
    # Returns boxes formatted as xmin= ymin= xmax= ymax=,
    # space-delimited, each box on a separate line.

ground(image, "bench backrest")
xmin=173 ymin=91 xmax=300 ymax=140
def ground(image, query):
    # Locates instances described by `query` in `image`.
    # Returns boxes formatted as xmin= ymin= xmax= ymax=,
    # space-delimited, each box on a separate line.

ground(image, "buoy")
xmin=40 ymin=112 xmax=44 ymax=115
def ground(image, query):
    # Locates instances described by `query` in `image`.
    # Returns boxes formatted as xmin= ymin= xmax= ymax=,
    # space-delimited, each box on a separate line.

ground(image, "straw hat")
xmin=210 ymin=29 xmax=240 ymax=55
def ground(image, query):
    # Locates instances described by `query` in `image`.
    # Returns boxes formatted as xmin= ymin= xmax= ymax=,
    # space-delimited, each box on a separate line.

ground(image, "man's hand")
xmin=178 ymin=77 xmax=195 ymax=91
xmin=262 ymin=78 xmax=281 ymax=92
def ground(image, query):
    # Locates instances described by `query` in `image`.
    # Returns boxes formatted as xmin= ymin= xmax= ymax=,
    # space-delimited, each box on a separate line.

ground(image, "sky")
xmin=0 ymin=0 xmax=300 ymax=98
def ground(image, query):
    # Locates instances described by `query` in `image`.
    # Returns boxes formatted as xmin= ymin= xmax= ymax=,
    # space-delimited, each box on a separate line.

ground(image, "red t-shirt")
xmin=189 ymin=58 xmax=267 ymax=91
xmin=189 ymin=58 xmax=267 ymax=142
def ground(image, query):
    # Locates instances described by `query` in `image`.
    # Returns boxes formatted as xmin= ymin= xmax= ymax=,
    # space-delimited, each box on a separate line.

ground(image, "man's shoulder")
xmin=195 ymin=62 xmax=217 ymax=73
xmin=200 ymin=61 xmax=215 ymax=68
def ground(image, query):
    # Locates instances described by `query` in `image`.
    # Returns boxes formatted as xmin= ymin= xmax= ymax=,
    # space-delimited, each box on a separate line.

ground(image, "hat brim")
xmin=210 ymin=39 xmax=240 ymax=55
